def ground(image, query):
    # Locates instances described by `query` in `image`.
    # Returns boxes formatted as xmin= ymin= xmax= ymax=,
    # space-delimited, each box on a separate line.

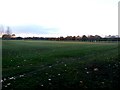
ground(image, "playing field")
xmin=2 ymin=40 xmax=119 ymax=89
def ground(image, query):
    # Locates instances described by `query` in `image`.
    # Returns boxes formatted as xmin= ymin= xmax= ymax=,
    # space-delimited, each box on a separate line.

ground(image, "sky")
xmin=0 ymin=0 xmax=119 ymax=37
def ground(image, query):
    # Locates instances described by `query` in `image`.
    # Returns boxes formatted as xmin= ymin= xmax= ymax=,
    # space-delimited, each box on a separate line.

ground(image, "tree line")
xmin=2 ymin=34 xmax=119 ymax=42
xmin=0 ymin=25 xmax=119 ymax=41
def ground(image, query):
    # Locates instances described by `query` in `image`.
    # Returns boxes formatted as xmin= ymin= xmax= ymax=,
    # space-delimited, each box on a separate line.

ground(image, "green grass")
xmin=2 ymin=40 xmax=120 ymax=90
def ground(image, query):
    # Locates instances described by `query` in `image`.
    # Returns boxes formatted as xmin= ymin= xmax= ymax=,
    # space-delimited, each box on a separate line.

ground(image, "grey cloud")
xmin=11 ymin=25 xmax=58 ymax=34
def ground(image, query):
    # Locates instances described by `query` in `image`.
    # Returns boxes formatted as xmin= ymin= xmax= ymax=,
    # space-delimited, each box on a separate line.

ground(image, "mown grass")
xmin=2 ymin=40 xmax=120 ymax=90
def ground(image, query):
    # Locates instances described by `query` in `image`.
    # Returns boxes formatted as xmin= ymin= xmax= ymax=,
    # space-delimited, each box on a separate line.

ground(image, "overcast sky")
xmin=0 ymin=0 xmax=119 ymax=37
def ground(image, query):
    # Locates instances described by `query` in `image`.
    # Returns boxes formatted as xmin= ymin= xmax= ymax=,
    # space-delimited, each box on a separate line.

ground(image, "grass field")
xmin=2 ymin=40 xmax=120 ymax=90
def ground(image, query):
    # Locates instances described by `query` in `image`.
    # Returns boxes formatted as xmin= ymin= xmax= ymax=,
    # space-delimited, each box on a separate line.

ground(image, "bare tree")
xmin=2 ymin=26 xmax=12 ymax=39
xmin=0 ymin=25 xmax=4 ymax=36
xmin=6 ymin=26 xmax=12 ymax=35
